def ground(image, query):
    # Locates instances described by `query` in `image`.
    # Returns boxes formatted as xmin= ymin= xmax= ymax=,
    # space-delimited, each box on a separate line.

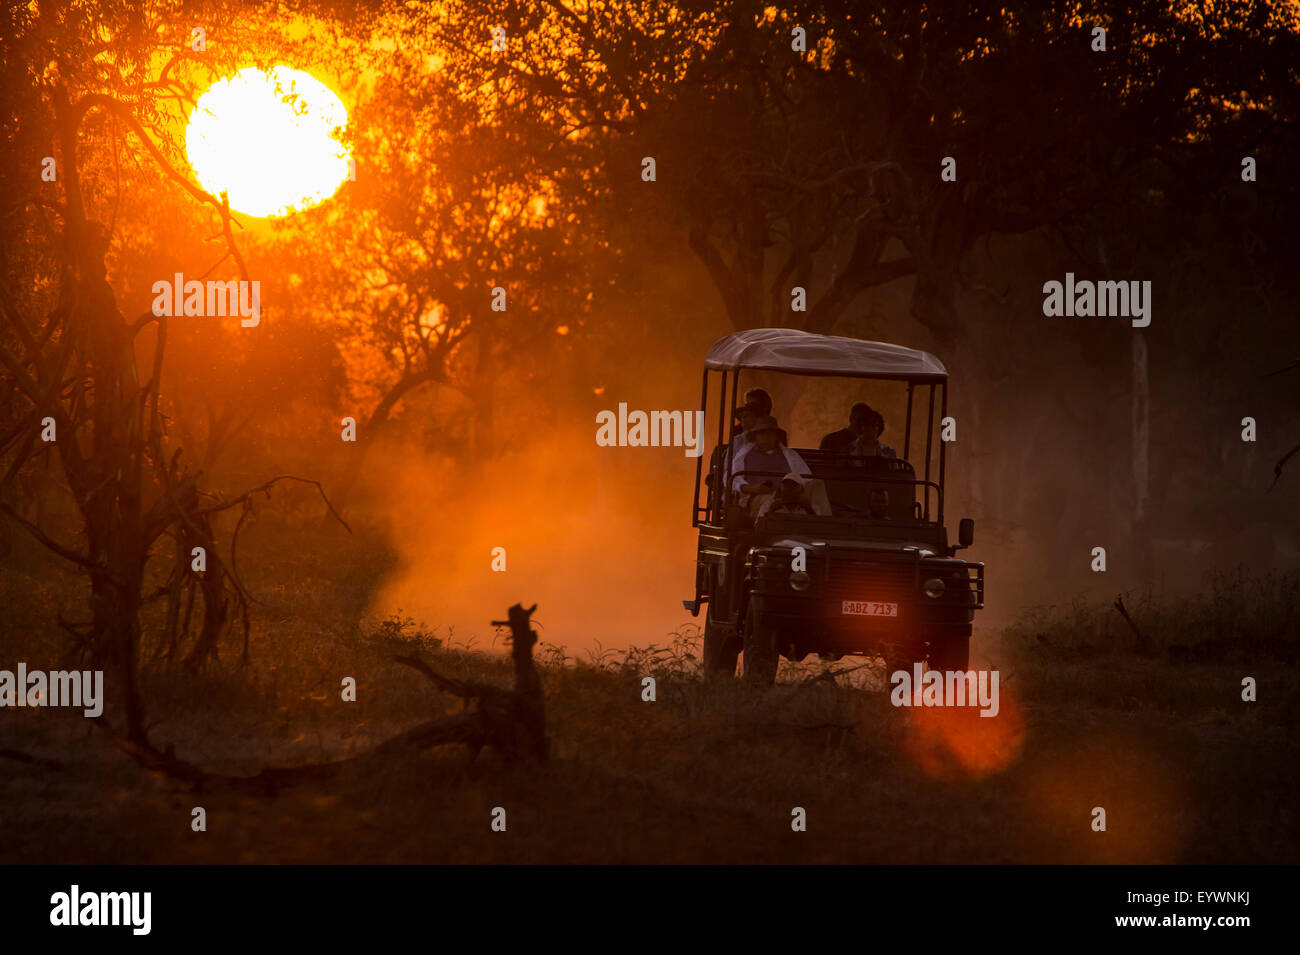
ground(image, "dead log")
xmin=0 ymin=748 xmax=64 ymax=771
xmin=396 ymin=601 xmax=549 ymax=764
xmin=102 ymin=603 xmax=548 ymax=793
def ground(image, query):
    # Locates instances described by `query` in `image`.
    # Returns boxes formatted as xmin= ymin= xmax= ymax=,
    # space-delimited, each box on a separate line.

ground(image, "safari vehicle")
xmin=683 ymin=328 xmax=984 ymax=685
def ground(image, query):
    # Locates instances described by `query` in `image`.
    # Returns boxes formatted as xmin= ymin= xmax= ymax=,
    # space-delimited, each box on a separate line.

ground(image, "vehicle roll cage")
xmin=692 ymin=367 xmax=949 ymax=527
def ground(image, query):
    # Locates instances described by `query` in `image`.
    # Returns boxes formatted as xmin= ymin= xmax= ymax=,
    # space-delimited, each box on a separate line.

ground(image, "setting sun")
xmin=185 ymin=65 xmax=350 ymax=218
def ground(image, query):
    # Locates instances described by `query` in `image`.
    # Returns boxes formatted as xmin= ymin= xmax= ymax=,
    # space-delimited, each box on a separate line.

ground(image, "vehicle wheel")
xmin=882 ymin=641 xmax=926 ymax=677
xmin=702 ymin=619 xmax=741 ymax=682
xmin=742 ymin=612 xmax=779 ymax=687
xmin=927 ymin=634 xmax=970 ymax=672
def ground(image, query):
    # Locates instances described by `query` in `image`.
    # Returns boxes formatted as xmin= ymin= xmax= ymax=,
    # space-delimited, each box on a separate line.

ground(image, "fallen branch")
xmin=394 ymin=603 xmax=547 ymax=763
xmin=1267 ymin=442 xmax=1300 ymax=493
xmin=1113 ymin=594 xmax=1151 ymax=653
xmin=196 ymin=474 xmax=352 ymax=535
xmin=798 ymin=661 xmax=875 ymax=686
xmin=101 ymin=603 xmax=548 ymax=793
xmin=0 ymin=748 xmax=64 ymax=771
xmin=393 ymin=653 xmax=487 ymax=701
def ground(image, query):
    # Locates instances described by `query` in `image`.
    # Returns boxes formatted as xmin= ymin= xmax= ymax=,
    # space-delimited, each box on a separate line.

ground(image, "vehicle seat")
xmin=797 ymin=449 xmax=917 ymax=519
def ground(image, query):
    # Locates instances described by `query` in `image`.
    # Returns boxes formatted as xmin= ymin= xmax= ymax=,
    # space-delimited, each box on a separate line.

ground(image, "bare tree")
xmin=0 ymin=5 xmax=343 ymax=744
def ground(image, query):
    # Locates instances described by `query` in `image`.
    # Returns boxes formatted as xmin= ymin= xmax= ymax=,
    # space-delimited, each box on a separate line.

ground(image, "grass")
xmin=1003 ymin=568 xmax=1300 ymax=660
xmin=0 ymin=522 xmax=1296 ymax=864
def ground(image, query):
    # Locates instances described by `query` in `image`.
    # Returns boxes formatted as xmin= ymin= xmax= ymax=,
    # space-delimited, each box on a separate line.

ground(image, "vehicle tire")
xmin=882 ymin=642 xmax=927 ymax=679
xmin=742 ymin=611 xmax=779 ymax=687
xmin=927 ymin=633 xmax=970 ymax=671
xmin=702 ymin=619 xmax=741 ymax=682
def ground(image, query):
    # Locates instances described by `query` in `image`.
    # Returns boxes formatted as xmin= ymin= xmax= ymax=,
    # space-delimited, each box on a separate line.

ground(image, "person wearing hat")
xmin=756 ymin=472 xmax=817 ymax=518
xmin=726 ymin=388 xmax=789 ymax=482
xmin=731 ymin=415 xmax=810 ymax=512
xmin=730 ymin=389 xmax=789 ymax=452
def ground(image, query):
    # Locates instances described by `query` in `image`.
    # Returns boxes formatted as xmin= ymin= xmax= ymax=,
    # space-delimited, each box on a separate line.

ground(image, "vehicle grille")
xmin=825 ymin=560 xmax=916 ymax=598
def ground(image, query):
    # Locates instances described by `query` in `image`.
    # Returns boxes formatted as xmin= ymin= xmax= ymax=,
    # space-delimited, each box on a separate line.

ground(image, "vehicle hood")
xmin=767 ymin=535 xmax=946 ymax=561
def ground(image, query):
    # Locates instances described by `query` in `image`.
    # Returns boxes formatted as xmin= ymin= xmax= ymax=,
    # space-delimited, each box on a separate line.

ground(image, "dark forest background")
xmin=2 ymin=0 xmax=1299 ymax=668
xmin=1 ymin=0 xmax=1298 ymax=867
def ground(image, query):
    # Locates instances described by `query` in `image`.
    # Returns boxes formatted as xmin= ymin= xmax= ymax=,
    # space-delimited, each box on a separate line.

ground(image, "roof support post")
xmin=903 ymin=381 xmax=914 ymax=461
xmin=924 ymin=384 xmax=935 ymax=520
xmin=693 ymin=367 xmax=708 ymax=526
xmin=938 ymin=381 xmax=948 ymax=525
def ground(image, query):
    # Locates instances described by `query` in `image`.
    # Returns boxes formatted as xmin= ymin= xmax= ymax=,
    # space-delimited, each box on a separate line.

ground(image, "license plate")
xmin=841 ymin=600 xmax=898 ymax=617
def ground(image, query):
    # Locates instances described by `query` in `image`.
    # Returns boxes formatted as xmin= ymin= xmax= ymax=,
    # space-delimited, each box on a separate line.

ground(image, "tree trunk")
xmin=1132 ymin=331 xmax=1151 ymax=581
xmin=333 ymin=369 xmax=441 ymax=512
xmin=89 ymin=557 xmax=147 ymax=741
xmin=472 ymin=326 xmax=497 ymax=460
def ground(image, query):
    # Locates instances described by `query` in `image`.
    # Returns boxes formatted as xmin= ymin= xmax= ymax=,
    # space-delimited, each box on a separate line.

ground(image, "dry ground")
xmin=1 ymin=520 xmax=1296 ymax=864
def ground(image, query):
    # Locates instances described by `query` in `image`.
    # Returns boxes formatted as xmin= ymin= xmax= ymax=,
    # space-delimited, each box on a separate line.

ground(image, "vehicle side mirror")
xmin=958 ymin=518 xmax=974 ymax=549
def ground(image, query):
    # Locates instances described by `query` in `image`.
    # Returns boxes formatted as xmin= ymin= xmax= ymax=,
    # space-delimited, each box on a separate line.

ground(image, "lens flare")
xmin=901 ymin=684 xmax=1026 ymax=780
xmin=186 ymin=66 xmax=350 ymax=218
xmin=1019 ymin=735 xmax=1186 ymax=863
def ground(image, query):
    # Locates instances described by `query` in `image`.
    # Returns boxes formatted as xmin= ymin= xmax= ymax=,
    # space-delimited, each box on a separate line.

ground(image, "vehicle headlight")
xmin=923 ymin=577 xmax=945 ymax=599
xmin=789 ymin=571 xmax=811 ymax=592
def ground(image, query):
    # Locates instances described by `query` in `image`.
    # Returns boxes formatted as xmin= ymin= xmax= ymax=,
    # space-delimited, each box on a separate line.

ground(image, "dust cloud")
xmin=364 ymin=427 xmax=703 ymax=655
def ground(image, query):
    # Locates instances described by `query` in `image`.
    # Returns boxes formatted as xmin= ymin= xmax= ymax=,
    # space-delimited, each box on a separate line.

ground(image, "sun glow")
xmin=186 ymin=66 xmax=350 ymax=218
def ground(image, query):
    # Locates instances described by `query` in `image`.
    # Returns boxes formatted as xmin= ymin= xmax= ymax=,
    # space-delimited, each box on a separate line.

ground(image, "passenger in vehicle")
xmin=727 ymin=388 xmax=788 ymax=481
xmin=850 ymin=410 xmax=897 ymax=458
xmin=819 ymin=402 xmax=872 ymax=452
xmin=731 ymin=416 xmax=810 ymax=514
xmin=757 ymin=473 xmax=817 ymax=518
xmin=868 ymin=487 xmax=891 ymax=519
xmin=730 ymin=402 xmax=757 ymax=455
xmin=730 ymin=389 xmax=788 ymax=448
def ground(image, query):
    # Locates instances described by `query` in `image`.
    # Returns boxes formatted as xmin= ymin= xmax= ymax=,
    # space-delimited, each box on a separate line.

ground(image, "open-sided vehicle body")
xmin=684 ymin=328 xmax=984 ymax=684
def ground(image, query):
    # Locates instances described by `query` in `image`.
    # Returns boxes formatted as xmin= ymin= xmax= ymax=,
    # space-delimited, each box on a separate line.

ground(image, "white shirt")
xmin=725 ymin=430 xmax=755 ymax=486
xmin=731 ymin=443 xmax=811 ymax=493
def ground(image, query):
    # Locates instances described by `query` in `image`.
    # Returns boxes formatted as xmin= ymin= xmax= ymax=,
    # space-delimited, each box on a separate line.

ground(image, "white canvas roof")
xmin=704 ymin=328 xmax=947 ymax=381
